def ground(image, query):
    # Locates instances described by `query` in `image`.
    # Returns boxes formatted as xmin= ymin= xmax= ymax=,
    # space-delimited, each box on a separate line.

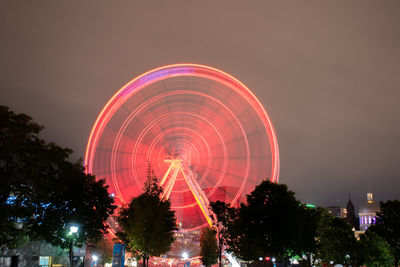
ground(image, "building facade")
xmin=0 ymin=240 xmax=86 ymax=267
xmin=358 ymin=193 xmax=380 ymax=231
xmin=326 ymin=206 xmax=347 ymax=219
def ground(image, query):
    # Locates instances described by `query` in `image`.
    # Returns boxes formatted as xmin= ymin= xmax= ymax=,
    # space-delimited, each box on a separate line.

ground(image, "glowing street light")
xmin=92 ymin=255 xmax=98 ymax=266
xmin=70 ymin=226 xmax=79 ymax=234
xmin=68 ymin=224 xmax=79 ymax=267
xmin=182 ymin=252 xmax=189 ymax=267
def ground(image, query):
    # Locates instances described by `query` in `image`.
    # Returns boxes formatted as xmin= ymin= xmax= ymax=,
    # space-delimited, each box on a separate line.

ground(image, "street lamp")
xmin=182 ymin=252 xmax=189 ymax=267
xmin=68 ymin=225 xmax=79 ymax=267
xmin=92 ymin=255 xmax=98 ymax=267
xmin=70 ymin=226 xmax=78 ymax=234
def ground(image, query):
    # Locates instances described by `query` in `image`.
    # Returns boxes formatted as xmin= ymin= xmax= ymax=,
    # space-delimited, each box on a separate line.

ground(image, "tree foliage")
xmin=356 ymin=230 xmax=394 ymax=267
xmin=117 ymin=162 xmax=177 ymax=267
xmin=315 ymin=209 xmax=356 ymax=265
xmin=210 ymin=182 xmax=400 ymax=267
xmin=241 ymin=180 xmax=302 ymax=262
xmin=210 ymin=201 xmax=238 ymax=251
xmin=0 ymin=105 xmax=116 ymax=249
xmin=200 ymin=227 xmax=218 ymax=267
xmin=31 ymin=164 xmax=116 ymax=249
xmin=212 ymin=180 xmax=302 ymax=263
xmin=91 ymin=237 xmax=114 ymax=265
xmin=370 ymin=200 xmax=400 ymax=267
xmin=211 ymin=180 xmax=362 ymax=266
xmin=295 ymin=206 xmax=320 ymax=266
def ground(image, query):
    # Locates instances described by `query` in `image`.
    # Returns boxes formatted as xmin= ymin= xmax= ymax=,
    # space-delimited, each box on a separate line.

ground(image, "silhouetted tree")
xmin=117 ymin=162 xmax=177 ymax=267
xmin=200 ymin=227 xmax=218 ymax=267
xmin=0 ymin=106 xmax=116 ymax=251
xmin=370 ymin=200 xmax=400 ymax=267
xmin=243 ymin=180 xmax=303 ymax=263
xmin=1 ymin=105 xmax=44 ymax=248
xmin=356 ymin=230 xmax=394 ymax=267
xmin=316 ymin=210 xmax=356 ymax=265
xmin=296 ymin=206 xmax=320 ymax=267
xmin=211 ymin=180 xmax=302 ymax=264
xmin=210 ymin=200 xmax=239 ymax=265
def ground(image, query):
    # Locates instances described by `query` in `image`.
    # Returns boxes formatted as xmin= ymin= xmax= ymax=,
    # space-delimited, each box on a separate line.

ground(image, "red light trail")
xmin=85 ymin=63 xmax=279 ymax=231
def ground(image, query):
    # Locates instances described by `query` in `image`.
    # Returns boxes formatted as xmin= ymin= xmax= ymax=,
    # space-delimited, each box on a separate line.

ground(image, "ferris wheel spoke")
xmin=93 ymin=170 xmax=113 ymax=176
xmin=96 ymin=148 xmax=133 ymax=155
xmin=86 ymin=64 xmax=279 ymax=231
xmin=104 ymin=124 xmax=120 ymax=134
xmin=139 ymin=93 xmax=172 ymax=149
xmin=206 ymin=167 xmax=246 ymax=181
xmin=200 ymin=155 xmax=267 ymax=161
xmin=198 ymin=93 xmax=249 ymax=139
xmin=165 ymin=98 xmax=176 ymax=134
xmin=208 ymin=186 xmax=237 ymax=203
xmin=96 ymin=167 xmax=131 ymax=176
xmin=210 ymin=129 xmax=267 ymax=150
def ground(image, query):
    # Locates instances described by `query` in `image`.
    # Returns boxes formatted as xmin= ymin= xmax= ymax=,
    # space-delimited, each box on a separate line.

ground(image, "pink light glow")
xmin=85 ymin=64 xmax=279 ymax=230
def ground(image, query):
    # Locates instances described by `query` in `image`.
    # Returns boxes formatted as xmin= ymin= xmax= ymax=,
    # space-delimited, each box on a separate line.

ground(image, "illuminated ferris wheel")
xmin=85 ymin=64 xmax=279 ymax=231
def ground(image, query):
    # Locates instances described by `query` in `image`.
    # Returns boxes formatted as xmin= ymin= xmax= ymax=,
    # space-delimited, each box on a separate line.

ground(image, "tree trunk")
xmin=284 ymin=256 xmax=290 ymax=267
xmin=306 ymin=254 xmax=312 ymax=267
xmin=218 ymin=243 xmax=222 ymax=267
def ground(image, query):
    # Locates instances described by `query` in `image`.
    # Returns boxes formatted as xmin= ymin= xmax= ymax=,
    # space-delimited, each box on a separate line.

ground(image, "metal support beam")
xmin=161 ymin=158 xmax=216 ymax=227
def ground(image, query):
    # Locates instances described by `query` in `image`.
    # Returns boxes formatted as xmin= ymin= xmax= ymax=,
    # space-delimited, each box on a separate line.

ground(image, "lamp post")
xmin=182 ymin=252 xmax=188 ymax=267
xmin=92 ymin=255 xmax=98 ymax=267
xmin=68 ymin=225 xmax=79 ymax=267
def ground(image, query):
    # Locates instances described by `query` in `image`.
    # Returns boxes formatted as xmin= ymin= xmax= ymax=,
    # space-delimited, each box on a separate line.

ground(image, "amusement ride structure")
xmin=84 ymin=64 xmax=279 ymax=258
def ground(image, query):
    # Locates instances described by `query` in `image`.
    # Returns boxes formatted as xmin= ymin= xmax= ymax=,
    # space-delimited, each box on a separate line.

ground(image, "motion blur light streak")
xmin=85 ymin=64 xmax=279 ymax=230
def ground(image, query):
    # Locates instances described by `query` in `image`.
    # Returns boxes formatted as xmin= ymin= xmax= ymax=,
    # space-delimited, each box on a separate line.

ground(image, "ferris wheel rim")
xmin=84 ymin=63 xmax=279 ymax=184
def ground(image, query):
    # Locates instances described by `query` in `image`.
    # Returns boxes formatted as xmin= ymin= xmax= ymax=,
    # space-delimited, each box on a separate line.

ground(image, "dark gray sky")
xmin=1 ymin=1 xmax=400 ymax=211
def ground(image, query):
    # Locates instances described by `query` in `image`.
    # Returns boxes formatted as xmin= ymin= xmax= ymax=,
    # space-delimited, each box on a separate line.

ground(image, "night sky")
xmin=1 ymin=1 xmax=400 ymax=211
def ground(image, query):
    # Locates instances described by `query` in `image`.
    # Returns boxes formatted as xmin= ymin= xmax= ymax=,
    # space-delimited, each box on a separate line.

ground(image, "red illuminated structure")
xmin=85 ymin=64 xmax=279 ymax=232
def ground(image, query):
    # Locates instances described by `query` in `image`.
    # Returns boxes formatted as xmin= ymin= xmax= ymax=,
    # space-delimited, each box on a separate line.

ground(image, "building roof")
xmin=359 ymin=193 xmax=380 ymax=215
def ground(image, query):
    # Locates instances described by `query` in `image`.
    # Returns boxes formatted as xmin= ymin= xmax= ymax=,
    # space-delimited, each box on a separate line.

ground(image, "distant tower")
xmin=346 ymin=193 xmax=356 ymax=228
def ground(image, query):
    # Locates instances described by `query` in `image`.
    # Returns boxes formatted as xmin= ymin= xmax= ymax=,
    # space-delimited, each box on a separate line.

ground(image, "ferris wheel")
xmin=85 ymin=64 xmax=279 ymax=231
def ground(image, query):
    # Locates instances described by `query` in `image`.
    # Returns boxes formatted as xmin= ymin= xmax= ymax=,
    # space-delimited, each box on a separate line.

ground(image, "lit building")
xmin=326 ymin=206 xmax=347 ymax=219
xmin=358 ymin=193 xmax=380 ymax=231
xmin=0 ymin=240 xmax=86 ymax=266
xmin=167 ymin=230 xmax=201 ymax=259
